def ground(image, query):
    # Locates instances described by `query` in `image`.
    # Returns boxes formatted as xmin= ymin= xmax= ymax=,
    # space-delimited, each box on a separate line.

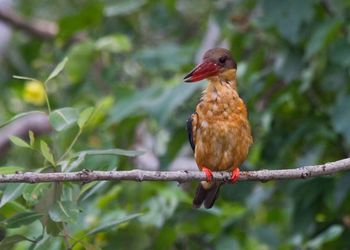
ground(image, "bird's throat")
xmin=196 ymin=76 xmax=246 ymax=122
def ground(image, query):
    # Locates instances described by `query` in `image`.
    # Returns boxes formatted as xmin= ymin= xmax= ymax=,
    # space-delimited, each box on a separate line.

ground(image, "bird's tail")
xmin=192 ymin=182 xmax=221 ymax=209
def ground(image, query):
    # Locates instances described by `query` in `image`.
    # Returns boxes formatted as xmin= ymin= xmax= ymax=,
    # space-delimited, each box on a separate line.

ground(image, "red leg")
xmin=202 ymin=167 xmax=213 ymax=182
xmin=231 ymin=168 xmax=240 ymax=183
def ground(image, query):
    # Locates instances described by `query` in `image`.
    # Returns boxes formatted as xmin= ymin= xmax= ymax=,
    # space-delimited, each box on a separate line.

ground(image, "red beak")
xmin=184 ymin=60 xmax=220 ymax=83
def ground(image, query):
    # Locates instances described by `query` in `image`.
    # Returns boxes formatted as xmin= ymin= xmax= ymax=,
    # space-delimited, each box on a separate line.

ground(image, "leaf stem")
xmin=59 ymin=129 xmax=82 ymax=161
xmin=43 ymin=81 xmax=51 ymax=113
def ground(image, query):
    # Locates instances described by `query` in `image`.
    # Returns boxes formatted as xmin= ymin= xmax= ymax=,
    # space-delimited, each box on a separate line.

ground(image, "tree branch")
xmin=1 ymin=158 xmax=350 ymax=184
xmin=0 ymin=9 xmax=57 ymax=40
xmin=0 ymin=113 xmax=51 ymax=156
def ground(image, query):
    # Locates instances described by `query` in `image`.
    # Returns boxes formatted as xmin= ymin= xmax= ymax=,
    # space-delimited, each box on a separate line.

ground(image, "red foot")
xmin=202 ymin=167 xmax=213 ymax=182
xmin=231 ymin=168 xmax=240 ymax=183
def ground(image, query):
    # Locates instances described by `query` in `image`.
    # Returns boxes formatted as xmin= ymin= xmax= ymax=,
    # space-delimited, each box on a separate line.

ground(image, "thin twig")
xmin=0 ymin=158 xmax=349 ymax=183
xmin=58 ymin=129 xmax=82 ymax=161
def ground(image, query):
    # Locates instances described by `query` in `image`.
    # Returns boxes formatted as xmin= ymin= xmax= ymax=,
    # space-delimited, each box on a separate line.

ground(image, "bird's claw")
xmin=202 ymin=167 xmax=213 ymax=182
xmin=231 ymin=168 xmax=240 ymax=183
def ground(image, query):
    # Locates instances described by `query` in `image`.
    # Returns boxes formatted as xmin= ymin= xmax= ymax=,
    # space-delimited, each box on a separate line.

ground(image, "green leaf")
xmin=330 ymin=93 xmax=350 ymax=147
xmin=333 ymin=172 xmax=350 ymax=208
xmin=0 ymin=166 xmax=24 ymax=174
xmin=107 ymin=85 xmax=162 ymax=124
xmin=108 ymin=83 xmax=199 ymax=125
xmin=214 ymin=236 xmax=240 ymax=250
xmin=4 ymin=200 xmax=27 ymax=213
xmin=0 ymin=183 xmax=27 ymax=208
xmin=148 ymin=84 xmax=200 ymax=124
xmin=28 ymin=130 xmax=35 ymax=147
xmin=0 ymin=111 xmax=46 ymax=128
xmin=64 ymin=148 xmax=142 ymax=171
xmin=306 ymin=225 xmax=343 ymax=249
xmin=40 ymin=141 xmax=56 ymax=166
xmin=48 ymin=201 xmax=80 ymax=223
xmin=45 ymin=57 xmax=68 ymax=83
xmin=78 ymin=107 xmax=95 ymax=129
xmin=13 ymin=75 xmax=39 ymax=81
xmin=66 ymin=41 xmax=96 ymax=83
xmin=79 ymin=241 xmax=102 ymax=250
xmin=330 ymin=39 xmax=350 ymax=67
xmin=0 ymin=235 xmax=29 ymax=248
xmin=49 ymin=107 xmax=79 ymax=131
xmin=58 ymin=2 xmax=103 ymax=41
xmin=6 ymin=212 xmax=42 ymax=228
xmin=141 ymin=188 xmax=181 ymax=227
xmin=23 ymin=183 xmax=51 ymax=206
xmin=87 ymin=213 xmax=142 ymax=235
xmin=306 ymin=20 xmax=342 ymax=59
xmin=104 ymin=0 xmax=146 ymax=16
xmin=136 ymin=44 xmax=191 ymax=72
xmin=46 ymin=219 xmax=63 ymax=237
xmin=9 ymin=136 xmax=31 ymax=149
xmin=74 ymin=148 xmax=144 ymax=158
xmin=32 ymin=233 xmax=61 ymax=250
xmin=0 ymin=227 xmax=5 ymax=241
xmin=78 ymin=181 xmax=108 ymax=201
xmin=95 ymin=34 xmax=132 ymax=53
xmin=260 ymin=0 xmax=315 ymax=43
xmin=64 ymin=152 xmax=86 ymax=171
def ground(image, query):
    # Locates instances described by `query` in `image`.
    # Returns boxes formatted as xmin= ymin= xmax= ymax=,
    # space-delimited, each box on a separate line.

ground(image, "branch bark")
xmin=1 ymin=158 xmax=350 ymax=184
xmin=0 ymin=9 xmax=57 ymax=40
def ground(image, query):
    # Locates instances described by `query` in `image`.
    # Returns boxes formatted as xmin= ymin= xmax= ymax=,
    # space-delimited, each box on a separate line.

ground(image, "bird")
xmin=183 ymin=48 xmax=253 ymax=209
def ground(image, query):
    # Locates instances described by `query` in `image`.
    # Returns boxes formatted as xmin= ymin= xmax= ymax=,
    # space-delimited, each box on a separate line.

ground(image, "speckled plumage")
xmin=190 ymin=69 xmax=252 ymax=172
xmin=185 ymin=48 xmax=253 ymax=209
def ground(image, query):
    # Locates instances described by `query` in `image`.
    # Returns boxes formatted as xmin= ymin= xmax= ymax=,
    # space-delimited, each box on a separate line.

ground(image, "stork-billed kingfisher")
xmin=184 ymin=48 xmax=253 ymax=209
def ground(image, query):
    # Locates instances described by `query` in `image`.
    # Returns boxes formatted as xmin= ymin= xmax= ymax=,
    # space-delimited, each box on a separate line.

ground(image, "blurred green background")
xmin=0 ymin=0 xmax=350 ymax=249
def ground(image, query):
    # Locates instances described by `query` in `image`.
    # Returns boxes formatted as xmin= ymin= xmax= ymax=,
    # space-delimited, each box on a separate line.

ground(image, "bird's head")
xmin=184 ymin=48 xmax=237 ymax=83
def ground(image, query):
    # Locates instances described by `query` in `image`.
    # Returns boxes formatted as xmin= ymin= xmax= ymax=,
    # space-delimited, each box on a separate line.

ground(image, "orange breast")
xmin=192 ymin=78 xmax=252 ymax=171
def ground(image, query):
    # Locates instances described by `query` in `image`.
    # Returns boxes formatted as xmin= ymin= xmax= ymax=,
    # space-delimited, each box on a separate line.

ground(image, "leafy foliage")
xmin=0 ymin=0 xmax=350 ymax=249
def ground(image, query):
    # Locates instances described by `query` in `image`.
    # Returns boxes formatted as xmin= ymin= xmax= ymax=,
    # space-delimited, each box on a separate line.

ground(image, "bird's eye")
xmin=219 ymin=56 xmax=226 ymax=64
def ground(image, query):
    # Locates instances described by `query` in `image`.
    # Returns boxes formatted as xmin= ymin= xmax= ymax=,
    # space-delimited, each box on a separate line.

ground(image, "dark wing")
xmin=186 ymin=114 xmax=195 ymax=151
